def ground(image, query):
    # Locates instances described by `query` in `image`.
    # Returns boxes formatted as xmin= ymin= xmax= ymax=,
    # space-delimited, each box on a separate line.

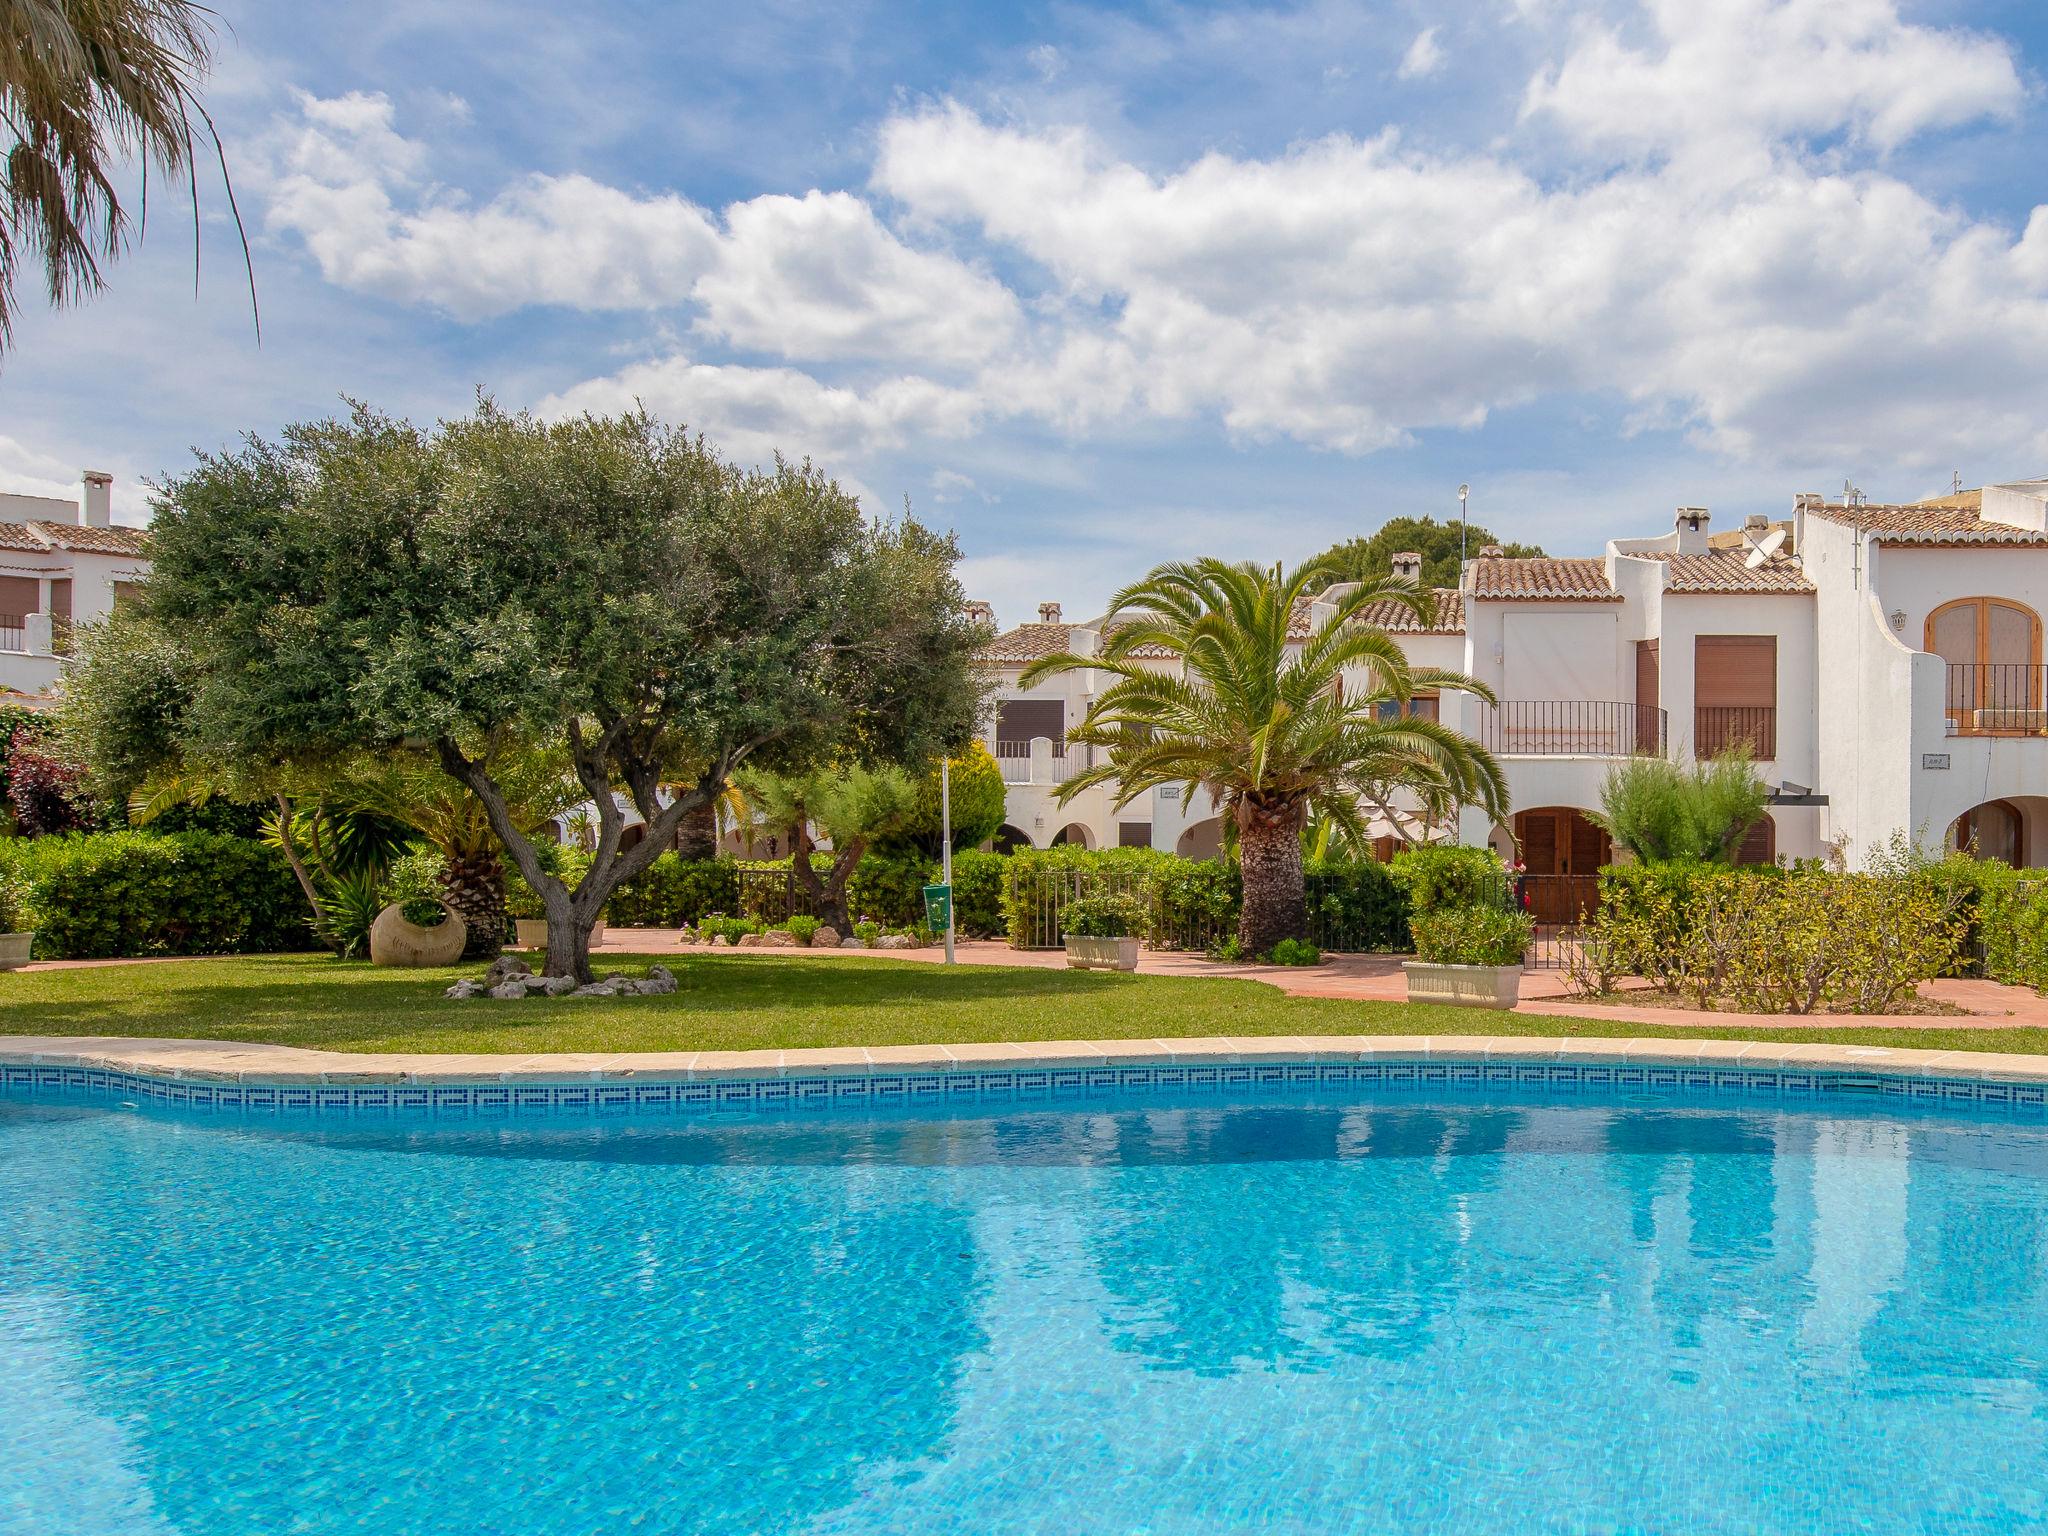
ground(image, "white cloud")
xmin=537 ymin=355 xmax=982 ymax=475
xmin=1397 ymin=27 xmax=1443 ymax=81
xmin=929 ymin=467 xmax=995 ymax=505
xmin=1522 ymin=0 xmax=2022 ymax=156
xmin=267 ymin=92 xmax=1019 ymax=367
xmin=268 ymin=3 xmax=2048 ymax=478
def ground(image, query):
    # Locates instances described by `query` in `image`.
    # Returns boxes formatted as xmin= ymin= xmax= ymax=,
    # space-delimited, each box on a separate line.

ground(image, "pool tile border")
xmin=5 ymin=1035 xmax=2048 ymax=1119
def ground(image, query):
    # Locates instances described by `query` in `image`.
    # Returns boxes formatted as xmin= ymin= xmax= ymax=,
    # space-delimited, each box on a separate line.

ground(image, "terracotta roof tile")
xmin=0 ymin=521 xmax=150 ymax=555
xmin=1646 ymin=551 xmax=1813 ymax=594
xmin=976 ymin=622 xmax=1073 ymax=663
xmin=31 ymin=521 xmax=149 ymax=555
xmin=1466 ymin=557 xmax=1618 ymax=601
xmin=1802 ymin=501 xmax=2048 ymax=546
xmin=1349 ymin=588 xmax=1466 ymax=633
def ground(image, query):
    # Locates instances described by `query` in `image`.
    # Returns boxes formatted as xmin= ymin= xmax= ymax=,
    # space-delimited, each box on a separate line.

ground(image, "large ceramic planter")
xmin=1065 ymin=935 xmax=1140 ymax=972
xmin=0 ymin=932 xmax=33 ymax=970
xmin=369 ymin=904 xmax=468 ymax=968
xmin=1402 ymin=960 xmax=1522 ymax=1010
xmin=513 ymin=919 xmax=604 ymax=949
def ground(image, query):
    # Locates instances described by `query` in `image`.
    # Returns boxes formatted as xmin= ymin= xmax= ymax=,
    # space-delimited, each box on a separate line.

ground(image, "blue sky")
xmin=3 ymin=0 xmax=2047 ymax=623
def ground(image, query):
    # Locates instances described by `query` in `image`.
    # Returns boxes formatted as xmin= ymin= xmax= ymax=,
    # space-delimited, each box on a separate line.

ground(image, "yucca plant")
xmin=1021 ymin=558 xmax=1508 ymax=955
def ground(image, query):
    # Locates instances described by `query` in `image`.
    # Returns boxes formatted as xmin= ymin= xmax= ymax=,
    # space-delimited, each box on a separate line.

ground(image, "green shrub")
xmin=0 ymin=830 xmax=312 ymax=959
xmin=1590 ymin=751 xmax=1768 ymax=863
xmin=1388 ymin=846 xmax=1508 ymax=918
xmin=385 ymin=848 xmax=449 ymax=926
xmin=784 ymin=914 xmax=821 ymax=945
xmin=846 ymin=849 xmax=939 ymax=928
xmin=1410 ymin=904 xmax=1532 ymax=967
xmin=948 ymin=849 xmax=1006 ymax=938
xmin=697 ymin=913 xmax=764 ymax=945
xmin=1061 ymin=894 xmax=1147 ymax=938
xmin=605 ymin=853 xmax=738 ymax=926
xmin=1268 ymin=937 xmax=1321 ymax=966
xmin=1303 ymin=857 xmax=1409 ymax=950
xmin=1153 ymin=857 xmax=1240 ymax=949
xmin=853 ymin=918 xmax=881 ymax=946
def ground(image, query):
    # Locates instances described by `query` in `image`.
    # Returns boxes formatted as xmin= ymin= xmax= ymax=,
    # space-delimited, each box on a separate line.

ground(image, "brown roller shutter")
xmin=1695 ymin=635 xmax=1776 ymax=757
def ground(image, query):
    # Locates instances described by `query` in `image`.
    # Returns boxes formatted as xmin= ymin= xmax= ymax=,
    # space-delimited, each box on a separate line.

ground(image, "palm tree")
xmin=2 ymin=0 xmax=253 ymax=348
xmin=1020 ymin=559 xmax=1509 ymax=955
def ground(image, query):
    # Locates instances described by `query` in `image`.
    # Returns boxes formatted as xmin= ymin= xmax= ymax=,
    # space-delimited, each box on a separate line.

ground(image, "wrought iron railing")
xmin=1476 ymin=701 xmax=1665 ymax=757
xmin=1695 ymin=705 xmax=1777 ymax=759
xmin=0 ymin=613 xmax=21 ymax=652
xmin=1945 ymin=664 xmax=2048 ymax=737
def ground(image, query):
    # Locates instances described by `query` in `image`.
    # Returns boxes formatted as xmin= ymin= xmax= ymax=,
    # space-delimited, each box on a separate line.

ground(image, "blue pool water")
xmin=3 ymin=1085 xmax=2047 ymax=1535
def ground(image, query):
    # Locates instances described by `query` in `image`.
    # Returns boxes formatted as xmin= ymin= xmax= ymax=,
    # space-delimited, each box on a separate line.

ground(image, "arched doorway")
xmin=1175 ymin=817 xmax=1224 ymax=860
xmin=1929 ymin=597 xmax=2042 ymax=732
xmin=1513 ymin=806 xmax=1610 ymax=923
xmin=1735 ymin=813 xmax=1776 ymax=866
xmin=1051 ymin=822 xmax=1094 ymax=849
xmin=991 ymin=824 xmax=1032 ymax=854
xmin=1951 ymin=800 xmax=2024 ymax=866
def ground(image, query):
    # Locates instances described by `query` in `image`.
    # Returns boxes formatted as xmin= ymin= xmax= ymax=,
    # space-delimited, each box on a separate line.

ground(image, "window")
xmin=1118 ymin=822 xmax=1153 ymax=849
xmin=1374 ymin=692 xmax=1439 ymax=723
xmin=1929 ymin=598 xmax=2042 ymax=731
xmin=1694 ymin=636 xmax=1776 ymax=758
xmin=995 ymin=698 xmax=1064 ymax=748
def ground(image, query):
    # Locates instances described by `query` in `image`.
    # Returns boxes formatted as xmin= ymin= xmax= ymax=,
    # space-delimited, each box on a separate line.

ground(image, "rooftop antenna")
xmin=1842 ymin=478 xmax=1864 ymax=507
xmin=1953 ymin=470 xmax=1963 ymax=495
xmin=1457 ymin=483 xmax=1469 ymax=573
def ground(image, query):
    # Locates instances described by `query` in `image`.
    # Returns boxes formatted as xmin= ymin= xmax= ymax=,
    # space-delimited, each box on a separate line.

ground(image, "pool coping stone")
xmin=7 ymin=1033 xmax=2048 ymax=1086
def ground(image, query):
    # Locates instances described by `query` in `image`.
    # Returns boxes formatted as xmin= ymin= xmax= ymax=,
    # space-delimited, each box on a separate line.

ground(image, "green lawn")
xmin=0 ymin=951 xmax=2044 ymax=1056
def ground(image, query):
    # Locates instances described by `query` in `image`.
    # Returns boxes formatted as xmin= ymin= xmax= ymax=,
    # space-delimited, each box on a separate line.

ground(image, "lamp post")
xmin=941 ymin=757 xmax=955 ymax=964
xmin=1458 ymin=483 xmax=1469 ymax=573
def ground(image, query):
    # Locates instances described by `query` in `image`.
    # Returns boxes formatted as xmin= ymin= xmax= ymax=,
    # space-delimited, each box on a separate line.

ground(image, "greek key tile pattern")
xmin=5 ymin=1060 xmax=2046 ymax=1120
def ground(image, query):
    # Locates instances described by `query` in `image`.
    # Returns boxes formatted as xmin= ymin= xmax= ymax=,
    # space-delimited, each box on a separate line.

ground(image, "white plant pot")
xmin=1065 ymin=935 xmax=1140 ymax=972
xmin=0 ymin=932 xmax=33 ymax=970
xmin=1402 ymin=960 xmax=1523 ymax=1010
xmin=368 ymin=904 xmax=468 ymax=968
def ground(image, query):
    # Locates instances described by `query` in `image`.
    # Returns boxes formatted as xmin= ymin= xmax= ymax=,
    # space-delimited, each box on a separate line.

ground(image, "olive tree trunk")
xmin=1236 ymin=796 xmax=1307 ymax=957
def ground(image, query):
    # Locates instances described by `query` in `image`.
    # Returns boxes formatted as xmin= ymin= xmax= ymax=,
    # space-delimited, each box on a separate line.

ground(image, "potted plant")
xmin=0 ymin=877 xmax=31 ymax=970
xmin=1062 ymin=895 xmax=1146 ymax=972
xmin=1403 ymin=904 xmax=1532 ymax=1009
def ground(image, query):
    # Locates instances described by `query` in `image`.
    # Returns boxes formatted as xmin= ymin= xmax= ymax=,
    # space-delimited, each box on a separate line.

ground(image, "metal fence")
xmin=1477 ymin=700 xmax=1665 ymax=757
xmin=1945 ymin=664 xmax=2048 ymax=736
xmin=1695 ymin=705 xmax=1777 ymax=759
xmin=0 ymin=613 xmax=21 ymax=652
xmin=1002 ymin=863 xmax=1410 ymax=953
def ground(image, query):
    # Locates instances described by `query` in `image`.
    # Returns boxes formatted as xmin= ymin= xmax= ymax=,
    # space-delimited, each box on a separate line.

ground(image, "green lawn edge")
xmin=1 ymin=951 xmax=2043 ymax=1058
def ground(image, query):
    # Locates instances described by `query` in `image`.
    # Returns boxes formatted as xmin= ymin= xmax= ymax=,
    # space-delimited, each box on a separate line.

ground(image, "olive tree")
xmin=73 ymin=402 xmax=985 ymax=981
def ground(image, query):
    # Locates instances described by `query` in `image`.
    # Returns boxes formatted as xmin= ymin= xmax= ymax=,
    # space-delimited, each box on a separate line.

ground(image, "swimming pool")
xmin=3 ymin=1078 xmax=2045 ymax=1534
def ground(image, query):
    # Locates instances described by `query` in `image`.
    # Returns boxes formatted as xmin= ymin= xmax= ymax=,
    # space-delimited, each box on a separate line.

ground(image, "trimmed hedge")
xmin=604 ymin=854 xmax=738 ymax=926
xmin=1940 ymin=857 xmax=2048 ymax=992
xmin=1387 ymin=845 xmax=1511 ymax=917
xmin=948 ymin=849 xmax=1006 ymax=938
xmin=999 ymin=846 xmax=1411 ymax=952
xmin=0 ymin=830 xmax=312 ymax=959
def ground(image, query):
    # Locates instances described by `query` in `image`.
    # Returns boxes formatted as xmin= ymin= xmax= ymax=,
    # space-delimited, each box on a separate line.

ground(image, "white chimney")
xmin=1038 ymin=601 xmax=1062 ymax=624
xmin=1674 ymin=506 xmax=1710 ymax=553
xmin=1477 ymin=544 xmax=1505 ymax=559
xmin=964 ymin=599 xmax=995 ymax=626
xmin=82 ymin=470 xmax=112 ymax=529
xmin=1389 ymin=550 xmax=1423 ymax=584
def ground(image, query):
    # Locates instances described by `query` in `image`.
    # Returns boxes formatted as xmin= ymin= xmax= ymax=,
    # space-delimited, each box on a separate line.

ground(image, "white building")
xmin=0 ymin=470 xmax=151 ymax=703
xmin=974 ymin=483 xmax=2048 ymax=903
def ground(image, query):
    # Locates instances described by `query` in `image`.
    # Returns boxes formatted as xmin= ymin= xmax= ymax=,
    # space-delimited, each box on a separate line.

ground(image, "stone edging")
xmin=8 ymin=1032 xmax=2048 ymax=1084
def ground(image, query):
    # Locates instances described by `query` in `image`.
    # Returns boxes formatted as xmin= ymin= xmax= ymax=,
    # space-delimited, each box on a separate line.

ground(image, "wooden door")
xmin=1634 ymin=640 xmax=1660 ymax=752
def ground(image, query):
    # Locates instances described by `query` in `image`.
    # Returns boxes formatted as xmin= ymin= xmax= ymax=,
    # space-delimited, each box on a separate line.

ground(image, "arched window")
xmin=1928 ymin=598 xmax=2042 ymax=731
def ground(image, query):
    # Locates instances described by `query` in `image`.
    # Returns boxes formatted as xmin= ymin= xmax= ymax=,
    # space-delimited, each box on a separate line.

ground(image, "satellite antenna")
xmin=1743 ymin=526 xmax=1788 ymax=570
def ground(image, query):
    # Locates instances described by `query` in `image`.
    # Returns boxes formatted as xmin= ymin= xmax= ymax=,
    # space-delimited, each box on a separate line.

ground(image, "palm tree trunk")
xmin=439 ymin=850 xmax=508 ymax=960
xmin=676 ymin=800 xmax=717 ymax=859
xmin=1237 ymin=797 xmax=1307 ymax=956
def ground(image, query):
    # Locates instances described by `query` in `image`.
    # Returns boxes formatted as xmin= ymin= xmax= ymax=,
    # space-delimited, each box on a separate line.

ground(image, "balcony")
xmin=0 ymin=613 xmax=20 ymax=653
xmin=1946 ymin=664 xmax=2048 ymax=737
xmin=1476 ymin=701 xmax=1666 ymax=757
xmin=1695 ymin=706 xmax=1777 ymax=759
xmin=994 ymin=737 xmax=1091 ymax=784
